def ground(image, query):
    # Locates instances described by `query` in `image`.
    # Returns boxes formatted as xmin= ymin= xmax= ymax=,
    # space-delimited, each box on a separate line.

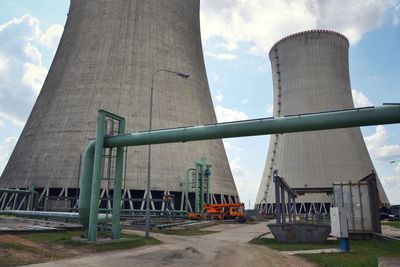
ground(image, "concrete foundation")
xmin=268 ymin=222 xmax=331 ymax=243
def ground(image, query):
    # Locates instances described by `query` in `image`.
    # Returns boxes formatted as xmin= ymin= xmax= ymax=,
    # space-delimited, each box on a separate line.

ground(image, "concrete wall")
xmin=256 ymin=30 xmax=388 ymax=207
xmin=1 ymin=0 xmax=238 ymax=197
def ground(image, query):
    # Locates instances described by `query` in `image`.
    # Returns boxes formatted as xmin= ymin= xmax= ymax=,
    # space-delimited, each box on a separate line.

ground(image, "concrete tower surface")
xmin=256 ymin=30 xmax=388 ymax=213
xmin=0 ymin=0 xmax=238 ymax=210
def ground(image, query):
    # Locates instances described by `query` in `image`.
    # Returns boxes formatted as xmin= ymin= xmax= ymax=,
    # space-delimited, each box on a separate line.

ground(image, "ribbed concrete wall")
xmin=256 ymin=30 xmax=388 ymax=207
xmin=1 ymin=0 xmax=238 ymax=197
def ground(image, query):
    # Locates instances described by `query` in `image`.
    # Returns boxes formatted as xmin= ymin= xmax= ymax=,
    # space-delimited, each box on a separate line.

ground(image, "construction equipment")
xmin=187 ymin=203 xmax=247 ymax=222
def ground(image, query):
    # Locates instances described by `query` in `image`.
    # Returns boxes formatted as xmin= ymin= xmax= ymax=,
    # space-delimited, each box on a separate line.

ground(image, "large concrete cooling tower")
xmin=256 ymin=30 xmax=388 ymax=214
xmin=0 ymin=0 xmax=238 ymax=211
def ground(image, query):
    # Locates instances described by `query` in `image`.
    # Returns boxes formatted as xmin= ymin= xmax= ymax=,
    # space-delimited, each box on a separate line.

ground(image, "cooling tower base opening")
xmin=256 ymin=202 xmax=332 ymax=215
xmin=0 ymin=187 xmax=239 ymax=213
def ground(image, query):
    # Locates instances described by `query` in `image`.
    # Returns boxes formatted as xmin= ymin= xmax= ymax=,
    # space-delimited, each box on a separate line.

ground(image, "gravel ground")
xmin=26 ymin=222 xmax=315 ymax=267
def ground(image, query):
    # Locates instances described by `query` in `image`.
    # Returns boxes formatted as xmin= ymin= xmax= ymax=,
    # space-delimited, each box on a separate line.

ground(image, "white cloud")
xmin=0 ymin=136 xmax=18 ymax=172
xmin=215 ymin=105 xmax=248 ymax=122
xmin=0 ymin=15 xmax=62 ymax=126
xmin=0 ymin=112 xmax=26 ymax=127
xmin=22 ymin=62 xmax=48 ymax=94
xmin=364 ymin=126 xmax=400 ymax=160
xmin=205 ymin=51 xmax=238 ymax=60
xmin=24 ymin=43 xmax=42 ymax=65
xmin=395 ymin=162 xmax=400 ymax=173
xmin=352 ymin=89 xmax=373 ymax=107
xmin=265 ymin=104 xmax=274 ymax=116
xmin=216 ymin=41 xmax=239 ymax=51
xmin=215 ymin=90 xmax=223 ymax=102
xmin=380 ymin=175 xmax=400 ymax=204
xmin=39 ymin=24 xmax=63 ymax=49
xmin=223 ymin=140 xmax=244 ymax=151
xmin=229 ymin=157 xmax=259 ymax=207
xmin=0 ymin=53 xmax=9 ymax=74
xmin=0 ymin=120 xmax=4 ymax=128
xmin=393 ymin=2 xmax=400 ymax=25
xmin=213 ymin=74 xmax=220 ymax=82
xmin=242 ymin=98 xmax=249 ymax=104
xmin=201 ymin=0 xmax=398 ymax=55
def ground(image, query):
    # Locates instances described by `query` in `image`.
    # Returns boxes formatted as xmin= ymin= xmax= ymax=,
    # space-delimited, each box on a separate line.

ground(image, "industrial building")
xmin=255 ymin=30 xmax=389 ymax=214
xmin=0 ymin=0 xmax=239 ymax=212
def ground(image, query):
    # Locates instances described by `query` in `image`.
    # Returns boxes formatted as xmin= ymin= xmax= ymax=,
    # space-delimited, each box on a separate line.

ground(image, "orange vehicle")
xmin=187 ymin=203 xmax=247 ymax=222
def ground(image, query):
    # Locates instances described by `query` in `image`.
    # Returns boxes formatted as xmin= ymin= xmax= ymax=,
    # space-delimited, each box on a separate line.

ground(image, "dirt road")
xmin=27 ymin=222 xmax=315 ymax=267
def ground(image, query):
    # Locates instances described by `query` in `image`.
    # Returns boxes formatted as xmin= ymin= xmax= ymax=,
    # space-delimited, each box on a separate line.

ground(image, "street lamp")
xmin=145 ymin=68 xmax=190 ymax=238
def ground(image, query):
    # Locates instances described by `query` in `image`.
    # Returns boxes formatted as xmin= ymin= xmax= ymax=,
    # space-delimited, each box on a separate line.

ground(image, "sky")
xmin=0 ymin=0 xmax=400 ymax=206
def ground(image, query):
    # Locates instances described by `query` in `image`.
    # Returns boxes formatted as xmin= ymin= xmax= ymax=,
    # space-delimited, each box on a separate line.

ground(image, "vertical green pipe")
xmin=111 ymin=119 xmax=125 ymax=239
xmin=88 ymin=112 xmax=106 ymax=242
xmin=206 ymin=164 xmax=211 ymax=204
xmin=185 ymin=168 xmax=195 ymax=212
xmin=199 ymin=162 xmax=204 ymax=211
xmin=194 ymin=164 xmax=200 ymax=213
xmin=78 ymin=140 xmax=95 ymax=230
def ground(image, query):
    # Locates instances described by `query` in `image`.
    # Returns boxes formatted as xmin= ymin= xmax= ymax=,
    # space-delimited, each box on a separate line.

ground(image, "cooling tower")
xmin=256 ymin=30 xmax=388 ymax=213
xmin=0 ymin=0 xmax=238 ymax=211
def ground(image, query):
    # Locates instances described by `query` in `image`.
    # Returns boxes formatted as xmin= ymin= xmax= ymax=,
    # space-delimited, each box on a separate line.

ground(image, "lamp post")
xmin=145 ymin=68 xmax=190 ymax=238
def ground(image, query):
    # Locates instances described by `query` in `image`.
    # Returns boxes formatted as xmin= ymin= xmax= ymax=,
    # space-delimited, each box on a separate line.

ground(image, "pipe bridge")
xmin=79 ymin=104 xmax=400 ymax=241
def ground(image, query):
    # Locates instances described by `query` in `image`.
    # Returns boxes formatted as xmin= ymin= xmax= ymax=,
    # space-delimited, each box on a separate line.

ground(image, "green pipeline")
xmin=78 ymin=104 xmax=400 ymax=229
xmin=103 ymin=105 xmax=400 ymax=148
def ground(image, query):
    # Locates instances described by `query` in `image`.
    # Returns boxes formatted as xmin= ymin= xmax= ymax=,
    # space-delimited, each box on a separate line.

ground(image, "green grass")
xmin=250 ymin=237 xmax=338 ymax=251
xmin=250 ymin=237 xmax=400 ymax=267
xmin=301 ymin=239 xmax=400 ymax=267
xmin=381 ymin=220 xmax=400 ymax=229
xmin=0 ymin=230 xmax=161 ymax=267
xmin=22 ymin=230 xmax=84 ymax=243
xmin=0 ymin=242 xmax=41 ymax=253
xmin=152 ymin=228 xmax=218 ymax=236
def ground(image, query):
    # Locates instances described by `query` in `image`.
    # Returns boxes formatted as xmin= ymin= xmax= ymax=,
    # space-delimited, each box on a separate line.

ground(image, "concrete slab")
xmin=378 ymin=257 xmax=400 ymax=267
xmin=281 ymin=248 xmax=343 ymax=255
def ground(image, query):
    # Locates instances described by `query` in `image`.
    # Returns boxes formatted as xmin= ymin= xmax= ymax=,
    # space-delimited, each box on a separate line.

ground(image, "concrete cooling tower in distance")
xmin=255 ymin=30 xmax=389 ymax=214
xmin=0 ymin=0 xmax=238 ymax=211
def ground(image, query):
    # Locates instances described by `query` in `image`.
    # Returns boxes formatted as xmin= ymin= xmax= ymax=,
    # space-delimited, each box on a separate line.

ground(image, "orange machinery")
xmin=187 ymin=203 xmax=247 ymax=222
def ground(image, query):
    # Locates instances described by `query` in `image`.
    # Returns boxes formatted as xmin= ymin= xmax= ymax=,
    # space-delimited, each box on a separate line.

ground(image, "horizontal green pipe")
xmin=103 ymin=105 xmax=400 ymax=148
xmin=78 ymin=104 xmax=400 ymax=231
xmin=0 ymin=210 xmax=111 ymax=223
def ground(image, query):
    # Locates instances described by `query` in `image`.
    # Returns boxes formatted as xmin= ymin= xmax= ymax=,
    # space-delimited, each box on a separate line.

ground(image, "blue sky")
xmin=0 ymin=0 xmax=400 ymax=206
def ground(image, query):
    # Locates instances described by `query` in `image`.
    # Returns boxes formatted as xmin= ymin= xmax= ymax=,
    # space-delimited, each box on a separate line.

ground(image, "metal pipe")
xmin=194 ymin=163 xmax=201 ymax=213
xmin=103 ymin=105 xmax=400 ymax=148
xmin=0 ymin=210 xmax=111 ymax=223
xmin=88 ymin=112 xmax=106 ymax=241
xmin=275 ymin=181 xmax=281 ymax=224
xmin=111 ymin=120 xmax=125 ymax=239
xmin=185 ymin=168 xmax=196 ymax=211
xmin=78 ymin=140 xmax=95 ymax=229
xmin=205 ymin=164 xmax=211 ymax=205
xmin=78 ymin=104 xmax=400 ymax=238
xmin=200 ymin=162 xmax=205 ymax=211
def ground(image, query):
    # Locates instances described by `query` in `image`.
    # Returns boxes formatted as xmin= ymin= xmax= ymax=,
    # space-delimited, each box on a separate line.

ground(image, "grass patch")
xmin=301 ymin=239 xmax=400 ymax=267
xmin=0 ymin=230 xmax=161 ymax=267
xmin=250 ymin=237 xmax=338 ymax=251
xmin=152 ymin=228 xmax=218 ymax=236
xmin=381 ymin=220 xmax=400 ymax=229
xmin=251 ymin=237 xmax=400 ymax=267
xmin=23 ymin=230 xmax=83 ymax=243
